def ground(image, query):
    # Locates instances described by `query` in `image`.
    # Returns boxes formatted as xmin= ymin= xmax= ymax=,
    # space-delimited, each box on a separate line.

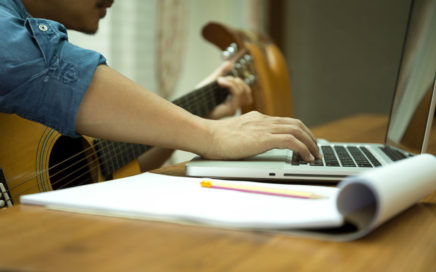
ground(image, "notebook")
xmin=186 ymin=0 xmax=436 ymax=182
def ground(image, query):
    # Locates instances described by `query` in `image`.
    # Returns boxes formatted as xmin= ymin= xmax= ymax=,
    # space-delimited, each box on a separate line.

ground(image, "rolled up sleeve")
xmin=0 ymin=16 xmax=106 ymax=137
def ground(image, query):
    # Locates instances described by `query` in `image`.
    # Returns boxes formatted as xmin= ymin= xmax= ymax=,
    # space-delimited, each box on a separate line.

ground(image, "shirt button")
xmin=39 ymin=24 xmax=48 ymax=31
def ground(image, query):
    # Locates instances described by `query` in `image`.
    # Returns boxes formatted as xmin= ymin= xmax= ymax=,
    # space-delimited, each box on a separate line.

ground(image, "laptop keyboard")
xmin=291 ymin=144 xmax=412 ymax=168
xmin=291 ymin=145 xmax=383 ymax=168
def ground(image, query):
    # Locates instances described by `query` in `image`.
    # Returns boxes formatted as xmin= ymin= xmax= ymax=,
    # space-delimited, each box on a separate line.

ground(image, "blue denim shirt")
xmin=0 ymin=0 xmax=107 ymax=137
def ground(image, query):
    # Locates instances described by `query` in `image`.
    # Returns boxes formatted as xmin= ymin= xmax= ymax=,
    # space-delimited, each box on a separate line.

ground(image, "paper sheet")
xmin=336 ymin=153 xmax=436 ymax=240
xmin=20 ymin=173 xmax=342 ymax=229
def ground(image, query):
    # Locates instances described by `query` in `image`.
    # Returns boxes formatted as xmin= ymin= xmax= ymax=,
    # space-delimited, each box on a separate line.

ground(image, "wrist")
xmin=182 ymin=116 xmax=215 ymax=157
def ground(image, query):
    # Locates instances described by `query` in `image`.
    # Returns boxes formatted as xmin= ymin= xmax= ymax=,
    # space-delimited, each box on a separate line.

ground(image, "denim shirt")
xmin=0 ymin=0 xmax=107 ymax=137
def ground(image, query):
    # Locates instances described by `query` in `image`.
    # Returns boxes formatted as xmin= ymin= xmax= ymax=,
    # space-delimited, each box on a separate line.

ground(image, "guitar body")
xmin=0 ymin=113 xmax=140 ymax=204
xmin=0 ymin=22 xmax=293 ymax=205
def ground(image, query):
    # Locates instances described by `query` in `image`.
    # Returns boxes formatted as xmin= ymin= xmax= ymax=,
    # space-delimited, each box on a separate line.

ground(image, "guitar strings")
xmin=7 ymin=62 xmax=256 ymax=199
xmin=8 ymin=139 xmax=133 ymax=196
xmin=10 ymin=125 xmax=162 ymax=196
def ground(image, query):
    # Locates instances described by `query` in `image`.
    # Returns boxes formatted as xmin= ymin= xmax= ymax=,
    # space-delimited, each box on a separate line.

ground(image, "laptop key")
xmin=334 ymin=146 xmax=357 ymax=167
xmin=291 ymin=153 xmax=325 ymax=166
xmin=321 ymin=146 xmax=340 ymax=167
xmin=360 ymin=146 xmax=382 ymax=166
xmin=347 ymin=146 xmax=373 ymax=167
xmin=310 ymin=159 xmax=324 ymax=166
xmin=291 ymin=152 xmax=305 ymax=165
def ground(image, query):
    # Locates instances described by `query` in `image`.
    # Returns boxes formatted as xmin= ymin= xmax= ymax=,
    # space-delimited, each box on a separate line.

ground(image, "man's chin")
xmin=74 ymin=22 xmax=100 ymax=35
xmin=84 ymin=27 xmax=99 ymax=35
xmin=74 ymin=28 xmax=99 ymax=35
xmin=99 ymin=8 xmax=108 ymax=19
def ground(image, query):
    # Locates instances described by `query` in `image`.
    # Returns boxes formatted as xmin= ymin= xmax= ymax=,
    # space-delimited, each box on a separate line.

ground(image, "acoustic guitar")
xmin=0 ymin=22 xmax=292 ymax=206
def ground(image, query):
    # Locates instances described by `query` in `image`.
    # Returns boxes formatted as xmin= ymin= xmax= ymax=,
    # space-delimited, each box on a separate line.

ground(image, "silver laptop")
xmin=186 ymin=0 xmax=436 ymax=182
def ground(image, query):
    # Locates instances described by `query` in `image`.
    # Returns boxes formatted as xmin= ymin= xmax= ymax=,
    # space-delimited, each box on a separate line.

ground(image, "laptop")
xmin=186 ymin=0 xmax=436 ymax=182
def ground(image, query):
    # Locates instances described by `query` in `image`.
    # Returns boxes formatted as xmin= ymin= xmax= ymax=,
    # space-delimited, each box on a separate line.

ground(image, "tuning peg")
xmin=243 ymin=54 xmax=252 ymax=62
xmin=221 ymin=43 xmax=238 ymax=60
xmin=245 ymin=74 xmax=256 ymax=85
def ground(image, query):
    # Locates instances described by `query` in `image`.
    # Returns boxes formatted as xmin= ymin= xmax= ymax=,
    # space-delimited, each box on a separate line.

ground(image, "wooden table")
xmin=1 ymin=114 xmax=435 ymax=272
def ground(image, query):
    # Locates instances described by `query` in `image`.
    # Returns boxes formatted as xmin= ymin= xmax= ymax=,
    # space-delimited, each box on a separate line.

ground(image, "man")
xmin=0 ymin=0 xmax=321 ymax=169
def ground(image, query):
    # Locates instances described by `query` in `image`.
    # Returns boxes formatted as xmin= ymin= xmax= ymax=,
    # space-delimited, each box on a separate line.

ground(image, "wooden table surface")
xmin=1 ymin=114 xmax=435 ymax=272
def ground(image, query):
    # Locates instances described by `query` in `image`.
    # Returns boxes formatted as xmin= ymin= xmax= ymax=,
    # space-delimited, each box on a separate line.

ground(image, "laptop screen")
xmin=385 ymin=0 xmax=436 ymax=154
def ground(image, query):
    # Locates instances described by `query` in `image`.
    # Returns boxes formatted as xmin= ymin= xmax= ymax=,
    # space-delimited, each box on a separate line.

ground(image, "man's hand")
xmin=196 ymin=62 xmax=252 ymax=119
xmin=199 ymin=111 xmax=322 ymax=162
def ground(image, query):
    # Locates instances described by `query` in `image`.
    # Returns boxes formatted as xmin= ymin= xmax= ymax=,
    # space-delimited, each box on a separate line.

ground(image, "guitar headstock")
xmin=202 ymin=21 xmax=294 ymax=117
xmin=221 ymin=42 xmax=256 ymax=86
xmin=202 ymin=22 xmax=257 ymax=87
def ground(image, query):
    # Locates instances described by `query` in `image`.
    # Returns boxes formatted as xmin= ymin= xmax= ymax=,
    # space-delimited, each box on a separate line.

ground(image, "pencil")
xmin=200 ymin=180 xmax=326 ymax=199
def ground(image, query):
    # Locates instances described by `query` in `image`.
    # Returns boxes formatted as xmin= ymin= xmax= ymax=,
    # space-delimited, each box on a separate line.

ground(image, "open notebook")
xmin=20 ymin=154 xmax=436 ymax=241
xmin=186 ymin=0 xmax=436 ymax=182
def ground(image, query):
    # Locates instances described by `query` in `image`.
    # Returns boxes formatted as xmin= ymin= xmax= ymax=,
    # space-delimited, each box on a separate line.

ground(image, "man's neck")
xmin=21 ymin=0 xmax=47 ymax=19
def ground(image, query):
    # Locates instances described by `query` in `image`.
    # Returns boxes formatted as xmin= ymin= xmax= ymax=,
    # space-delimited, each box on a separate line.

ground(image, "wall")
xmin=282 ymin=0 xmax=412 ymax=126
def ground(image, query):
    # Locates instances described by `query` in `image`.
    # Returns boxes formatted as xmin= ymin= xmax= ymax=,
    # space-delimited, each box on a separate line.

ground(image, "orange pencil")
xmin=200 ymin=180 xmax=326 ymax=199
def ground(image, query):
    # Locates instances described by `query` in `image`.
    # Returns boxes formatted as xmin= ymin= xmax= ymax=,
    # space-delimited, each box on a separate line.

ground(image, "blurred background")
xmin=69 ymin=0 xmax=412 ymax=164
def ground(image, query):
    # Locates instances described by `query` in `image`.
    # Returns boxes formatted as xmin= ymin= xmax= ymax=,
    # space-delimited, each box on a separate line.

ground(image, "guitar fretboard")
xmin=173 ymin=81 xmax=229 ymax=117
xmin=94 ymin=81 xmax=229 ymax=180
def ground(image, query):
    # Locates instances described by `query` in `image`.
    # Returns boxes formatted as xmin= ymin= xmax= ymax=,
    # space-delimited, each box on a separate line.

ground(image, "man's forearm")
xmin=75 ymin=65 xmax=211 ymax=155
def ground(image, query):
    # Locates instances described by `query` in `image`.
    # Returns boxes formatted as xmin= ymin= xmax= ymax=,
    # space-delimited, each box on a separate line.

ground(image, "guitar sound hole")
xmin=49 ymin=136 xmax=98 ymax=190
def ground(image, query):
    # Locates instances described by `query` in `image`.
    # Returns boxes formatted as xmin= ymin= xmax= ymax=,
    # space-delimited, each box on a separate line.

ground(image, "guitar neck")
xmin=95 ymin=81 xmax=229 ymax=180
xmin=172 ymin=81 xmax=229 ymax=116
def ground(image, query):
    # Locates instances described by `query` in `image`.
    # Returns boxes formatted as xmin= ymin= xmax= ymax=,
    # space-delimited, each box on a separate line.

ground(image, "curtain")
xmin=68 ymin=0 xmax=187 ymax=99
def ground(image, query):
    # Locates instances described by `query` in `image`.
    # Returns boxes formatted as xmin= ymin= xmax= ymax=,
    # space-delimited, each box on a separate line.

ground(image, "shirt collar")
xmin=8 ymin=0 xmax=32 ymax=19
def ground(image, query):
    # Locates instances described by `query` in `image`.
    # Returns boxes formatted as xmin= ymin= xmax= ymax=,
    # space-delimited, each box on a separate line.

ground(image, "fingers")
xmin=271 ymin=134 xmax=317 ymax=162
xmin=207 ymin=76 xmax=253 ymax=119
xmin=217 ymin=76 xmax=253 ymax=107
xmin=244 ymin=112 xmax=321 ymax=161
xmin=269 ymin=118 xmax=321 ymax=160
xmin=208 ymin=61 xmax=234 ymax=81
xmin=195 ymin=61 xmax=233 ymax=88
xmin=203 ymin=111 xmax=321 ymax=161
xmin=217 ymin=61 xmax=234 ymax=75
xmin=197 ymin=61 xmax=252 ymax=109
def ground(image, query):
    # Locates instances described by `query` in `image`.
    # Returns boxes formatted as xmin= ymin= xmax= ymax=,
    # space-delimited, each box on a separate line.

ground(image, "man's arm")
xmin=76 ymin=65 xmax=321 ymax=161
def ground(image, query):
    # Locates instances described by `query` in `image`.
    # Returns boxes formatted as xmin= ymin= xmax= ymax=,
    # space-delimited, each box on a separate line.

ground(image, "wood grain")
xmin=0 ymin=114 xmax=435 ymax=272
